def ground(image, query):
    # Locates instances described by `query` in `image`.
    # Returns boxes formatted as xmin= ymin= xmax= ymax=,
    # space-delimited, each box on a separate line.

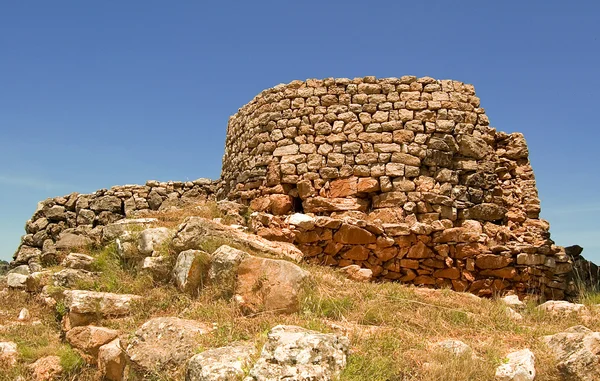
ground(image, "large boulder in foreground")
xmin=126 ymin=317 xmax=213 ymax=372
xmin=186 ymin=342 xmax=256 ymax=381
xmin=172 ymin=217 xmax=303 ymax=262
xmin=543 ymin=325 xmax=600 ymax=381
xmin=245 ymin=325 xmax=349 ymax=381
xmin=235 ymin=256 xmax=310 ymax=315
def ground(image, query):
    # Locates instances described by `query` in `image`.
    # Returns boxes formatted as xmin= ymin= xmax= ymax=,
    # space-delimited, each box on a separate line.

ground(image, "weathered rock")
xmin=172 ymin=217 xmax=303 ymax=262
xmin=63 ymin=290 xmax=141 ymax=327
xmin=303 ymin=197 xmax=369 ymax=213
xmin=173 ymin=249 xmax=211 ymax=294
xmin=7 ymin=272 xmax=28 ymax=289
xmin=61 ymin=253 xmax=95 ymax=270
xmin=13 ymin=245 xmax=41 ymax=264
xmin=66 ymin=325 xmax=119 ymax=364
xmin=495 ymin=349 xmax=536 ymax=381
xmin=341 ymin=265 xmax=373 ymax=282
xmin=333 ymin=223 xmax=376 ymax=244
xmin=138 ymin=227 xmax=172 ymax=255
xmin=141 ymin=256 xmax=170 ymax=280
xmin=55 ymin=232 xmax=93 ymax=250
xmin=288 ymin=213 xmax=316 ymax=230
xmin=28 ymin=355 xmax=62 ymax=381
xmin=126 ymin=317 xmax=213 ymax=372
xmin=501 ymin=294 xmax=525 ymax=309
xmin=457 ymin=134 xmax=491 ymax=159
xmin=463 ymin=203 xmax=506 ymax=221
xmin=17 ymin=308 xmax=30 ymax=321
xmin=235 ymin=256 xmax=310 ymax=314
xmin=52 ymin=269 xmax=95 ymax=288
xmin=432 ymin=339 xmax=472 ymax=357
xmin=543 ymin=326 xmax=600 ymax=381
xmin=208 ymin=245 xmax=248 ymax=297
xmin=101 ymin=218 xmax=158 ymax=242
xmin=245 ymin=325 xmax=349 ymax=381
xmin=0 ymin=341 xmax=18 ymax=367
xmin=537 ymin=300 xmax=585 ymax=315
xmin=98 ymin=338 xmax=126 ymax=381
xmin=186 ymin=342 xmax=256 ymax=381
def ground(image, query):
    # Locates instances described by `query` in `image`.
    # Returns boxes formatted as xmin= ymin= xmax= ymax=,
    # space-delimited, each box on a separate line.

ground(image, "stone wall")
xmin=12 ymin=179 xmax=217 ymax=269
xmin=11 ymin=75 xmax=575 ymax=299
xmin=221 ymin=76 xmax=572 ymax=298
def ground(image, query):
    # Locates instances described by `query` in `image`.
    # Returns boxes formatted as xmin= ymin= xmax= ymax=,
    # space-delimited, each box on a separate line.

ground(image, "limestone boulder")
xmin=0 ymin=341 xmax=18 ymax=367
xmin=537 ymin=300 xmax=585 ymax=315
xmin=60 ymin=253 xmax=95 ymax=270
xmin=141 ymin=256 xmax=171 ymax=280
xmin=13 ymin=245 xmax=41 ymax=264
xmin=244 ymin=325 xmax=349 ymax=381
xmin=101 ymin=218 xmax=158 ymax=242
xmin=138 ymin=227 xmax=172 ymax=255
xmin=341 ymin=265 xmax=373 ymax=282
xmin=208 ymin=245 xmax=248 ymax=297
xmin=25 ymin=271 xmax=53 ymax=292
xmin=7 ymin=272 xmax=28 ymax=289
xmin=287 ymin=213 xmax=316 ymax=230
xmin=173 ymin=249 xmax=211 ymax=294
xmin=495 ymin=349 xmax=536 ymax=381
xmin=52 ymin=269 xmax=96 ymax=288
xmin=432 ymin=339 xmax=472 ymax=357
xmin=172 ymin=217 xmax=303 ymax=262
xmin=543 ymin=326 xmax=600 ymax=381
xmin=501 ymin=294 xmax=525 ymax=309
xmin=186 ymin=342 xmax=256 ymax=381
xmin=55 ymin=232 xmax=93 ymax=251
xmin=126 ymin=317 xmax=213 ymax=372
xmin=63 ymin=290 xmax=141 ymax=327
xmin=28 ymin=355 xmax=62 ymax=381
xmin=66 ymin=325 xmax=119 ymax=364
xmin=235 ymin=256 xmax=310 ymax=315
xmin=98 ymin=338 xmax=126 ymax=381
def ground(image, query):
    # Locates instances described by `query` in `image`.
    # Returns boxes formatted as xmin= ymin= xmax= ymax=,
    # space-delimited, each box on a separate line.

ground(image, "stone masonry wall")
xmin=221 ymin=76 xmax=572 ymax=299
xmin=12 ymin=179 xmax=217 ymax=269
xmin=11 ymin=75 xmax=574 ymax=299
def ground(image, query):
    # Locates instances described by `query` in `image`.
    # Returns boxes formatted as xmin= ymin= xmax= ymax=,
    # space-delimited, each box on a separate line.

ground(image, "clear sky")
xmin=1 ymin=1 xmax=599 ymax=263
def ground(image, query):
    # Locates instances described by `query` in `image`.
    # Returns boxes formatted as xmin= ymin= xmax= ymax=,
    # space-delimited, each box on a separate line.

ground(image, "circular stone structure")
xmin=220 ymin=75 xmax=571 ymax=298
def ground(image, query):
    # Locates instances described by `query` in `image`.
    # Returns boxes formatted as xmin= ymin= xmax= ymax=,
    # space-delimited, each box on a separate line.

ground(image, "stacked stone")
xmin=251 ymin=213 xmax=572 ymax=298
xmin=221 ymin=76 xmax=571 ymax=299
xmin=12 ymin=179 xmax=217 ymax=268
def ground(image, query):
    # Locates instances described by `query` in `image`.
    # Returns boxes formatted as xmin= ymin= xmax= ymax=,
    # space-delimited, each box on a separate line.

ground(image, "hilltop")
xmin=1 ymin=198 xmax=600 ymax=380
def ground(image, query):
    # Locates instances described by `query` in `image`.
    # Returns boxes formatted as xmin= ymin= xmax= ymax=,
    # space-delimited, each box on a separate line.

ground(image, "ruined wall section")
xmin=12 ymin=179 xmax=217 ymax=268
xmin=221 ymin=76 xmax=572 ymax=298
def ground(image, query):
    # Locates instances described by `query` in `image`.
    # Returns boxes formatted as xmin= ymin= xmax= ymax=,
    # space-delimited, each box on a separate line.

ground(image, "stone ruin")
xmin=12 ymin=76 xmax=578 ymax=299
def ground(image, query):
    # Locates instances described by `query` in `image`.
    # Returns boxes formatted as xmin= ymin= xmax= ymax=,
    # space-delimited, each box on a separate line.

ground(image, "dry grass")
xmin=3 ymin=200 xmax=599 ymax=380
xmin=135 ymin=200 xmax=223 ymax=229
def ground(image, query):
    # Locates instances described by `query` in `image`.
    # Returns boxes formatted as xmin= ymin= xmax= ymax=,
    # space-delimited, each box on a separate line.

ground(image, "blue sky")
xmin=1 ymin=1 xmax=599 ymax=263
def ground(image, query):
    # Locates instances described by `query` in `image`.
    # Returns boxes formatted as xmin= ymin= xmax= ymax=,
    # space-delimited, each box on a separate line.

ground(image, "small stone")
xmin=340 ymin=265 xmax=372 ymax=282
xmin=495 ymin=349 xmax=536 ymax=381
xmin=17 ymin=308 xmax=30 ymax=321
